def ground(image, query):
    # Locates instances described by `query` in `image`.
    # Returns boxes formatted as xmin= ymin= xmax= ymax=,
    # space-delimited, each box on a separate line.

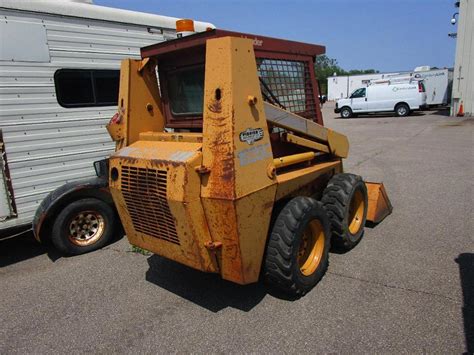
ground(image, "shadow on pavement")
xmin=338 ymin=111 xmax=426 ymax=119
xmin=430 ymin=108 xmax=450 ymax=116
xmin=145 ymin=255 xmax=299 ymax=312
xmin=0 ymin=230 xmax=62 ymax=267
xmin=455 ymin=253 xmax=474 ymax=354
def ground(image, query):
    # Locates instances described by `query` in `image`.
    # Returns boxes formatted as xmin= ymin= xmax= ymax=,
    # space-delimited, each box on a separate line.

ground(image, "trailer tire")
xmin=395 ymin=103 xmax=410 ymax=117
xmin=340 ymin=107 xmax=353 ymax=118
xmin=264 ymin=197 xmax=330 ymax=296
xmin=322 ymin=173 xmax=368 ymax=250
xmin=51 ymin=198 xmax=116 ymax=255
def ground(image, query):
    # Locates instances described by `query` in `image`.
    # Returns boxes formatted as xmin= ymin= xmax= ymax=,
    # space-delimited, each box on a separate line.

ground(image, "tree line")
xmin=315 ymin=55 xmax=379 ymax=95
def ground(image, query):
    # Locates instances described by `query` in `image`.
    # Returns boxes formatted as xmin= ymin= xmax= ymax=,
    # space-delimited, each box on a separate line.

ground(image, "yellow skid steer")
xmin=106 ymin=29 xmax=392 ymax=296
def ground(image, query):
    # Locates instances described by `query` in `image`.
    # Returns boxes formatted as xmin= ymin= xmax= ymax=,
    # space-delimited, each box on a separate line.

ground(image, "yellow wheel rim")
xmin=348 ymin=190 xmax=365 ymax=235
xmin=68 ymin=211 xmax=105 ymax=247
xmin=297 ymin=220 xmax=325 ymax=276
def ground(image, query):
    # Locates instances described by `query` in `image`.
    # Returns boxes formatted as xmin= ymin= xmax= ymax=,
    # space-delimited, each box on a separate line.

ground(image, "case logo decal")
xmin=239 ymin=128 xmax=264 ymax=145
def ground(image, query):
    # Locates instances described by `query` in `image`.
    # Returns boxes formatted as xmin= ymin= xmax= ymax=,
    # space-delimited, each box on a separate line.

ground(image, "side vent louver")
xmin=121 ymin=166 xmax=180 ymax=245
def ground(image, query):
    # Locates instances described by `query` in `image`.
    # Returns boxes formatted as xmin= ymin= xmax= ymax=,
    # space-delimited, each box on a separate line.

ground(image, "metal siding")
xmin=452 ymin=0 xmax=474 ymax=116
xmin=0 ymin=9 xmax=174 ymax=229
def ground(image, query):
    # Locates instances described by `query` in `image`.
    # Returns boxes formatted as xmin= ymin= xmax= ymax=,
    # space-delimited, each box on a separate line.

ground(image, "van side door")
xmin=350 ymin=88 xmax=368 ymax=112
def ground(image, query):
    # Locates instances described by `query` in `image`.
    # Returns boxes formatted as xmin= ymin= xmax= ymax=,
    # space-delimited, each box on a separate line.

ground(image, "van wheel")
xmin=51 ymin=198 xmax=116 ymax=255
xmin=263 ymin=197 xmax=331 ymax=296
xmin=322 ymin=174 xmax=368 ymax=251
xmin=340 ymin=107 xmax=353 ymax=118
xmin=395 ymin=103 xmax=410 ymax=117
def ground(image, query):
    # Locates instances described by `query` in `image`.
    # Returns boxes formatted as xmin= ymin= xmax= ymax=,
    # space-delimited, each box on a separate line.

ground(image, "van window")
xmin=350 ymin=88 xmax=366 ymax=98
xmin=55 ymin=69 xmax=120 ymax=108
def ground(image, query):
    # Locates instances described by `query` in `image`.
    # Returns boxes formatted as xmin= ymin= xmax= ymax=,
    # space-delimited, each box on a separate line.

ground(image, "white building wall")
xmin=452 ymin=0 xmax=474 ymax=116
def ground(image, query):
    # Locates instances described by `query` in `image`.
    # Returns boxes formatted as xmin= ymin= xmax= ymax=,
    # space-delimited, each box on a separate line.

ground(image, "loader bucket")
xmin=365 ymin=182 xmax=393 ymax=224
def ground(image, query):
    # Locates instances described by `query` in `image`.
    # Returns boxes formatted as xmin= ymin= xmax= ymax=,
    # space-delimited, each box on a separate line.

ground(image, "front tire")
xmin=264 ymin=197 xmax=331 ymax=296
xmin=322 ymin=174 xmax=368 ymax=250
xmin=51 ymin=198 xmax=116 ymax=255
xmin=340 ymin=107 xmax=353 ymax=118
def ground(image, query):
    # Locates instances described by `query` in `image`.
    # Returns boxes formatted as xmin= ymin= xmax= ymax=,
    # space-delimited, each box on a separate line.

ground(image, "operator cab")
xmin=140 ymin=29 xmax=326 ymax=130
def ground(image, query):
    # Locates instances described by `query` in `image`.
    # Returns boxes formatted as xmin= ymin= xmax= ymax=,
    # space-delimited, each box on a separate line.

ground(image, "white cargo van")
xmin=335 ymin=81 xmax=428 ymax=118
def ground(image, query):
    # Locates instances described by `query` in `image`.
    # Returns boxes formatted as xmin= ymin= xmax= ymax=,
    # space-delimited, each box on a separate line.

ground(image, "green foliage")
xmin=314 ymin=55 xmax=379 ymax=94
xmin=131 ymin=245 xmax=151 ymax=255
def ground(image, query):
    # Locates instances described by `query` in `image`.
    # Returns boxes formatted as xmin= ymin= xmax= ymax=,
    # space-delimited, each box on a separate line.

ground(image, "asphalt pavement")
xmin=1 ymin=104 xmax=473 ymax=353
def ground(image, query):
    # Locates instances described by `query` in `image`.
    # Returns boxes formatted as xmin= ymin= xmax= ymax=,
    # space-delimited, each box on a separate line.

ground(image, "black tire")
xmin=395 ymin=103 xmax=410 ymax=117
xmin=340 ymin=106 xmax=353 ymax=118
xmin=264 ymin=197 xmax=331 ymax=296
xmin=322 ymin=174 xmax=368 ymax=250
xmin=51 ymin=198 xmax=116 ymax=255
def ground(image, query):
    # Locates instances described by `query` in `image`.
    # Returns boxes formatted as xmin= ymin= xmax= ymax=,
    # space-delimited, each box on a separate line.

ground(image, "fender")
xmin=32 ymin=177 xmax=115 ymax=243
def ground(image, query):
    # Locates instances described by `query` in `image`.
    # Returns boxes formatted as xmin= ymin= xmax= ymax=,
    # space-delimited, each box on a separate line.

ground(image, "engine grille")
xmin=121 ymin=166 xmax=180 ymax=245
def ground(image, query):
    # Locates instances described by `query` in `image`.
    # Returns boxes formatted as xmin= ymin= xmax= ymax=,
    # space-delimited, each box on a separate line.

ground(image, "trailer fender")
xmin=32 ymin=178 xmax=116 ymax=243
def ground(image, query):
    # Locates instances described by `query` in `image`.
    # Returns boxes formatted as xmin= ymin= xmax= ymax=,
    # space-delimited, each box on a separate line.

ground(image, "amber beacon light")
xmin=176 ymin=19 xmax=195 ymax=37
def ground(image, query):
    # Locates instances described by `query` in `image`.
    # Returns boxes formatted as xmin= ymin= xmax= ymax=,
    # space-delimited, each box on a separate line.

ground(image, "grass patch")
xmin=131 ymin=245 xmax=151 ymax=256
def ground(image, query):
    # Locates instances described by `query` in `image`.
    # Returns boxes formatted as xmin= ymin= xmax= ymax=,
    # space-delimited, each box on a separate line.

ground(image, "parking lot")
xmin=1 ymin=103 xmax=472 ymax=353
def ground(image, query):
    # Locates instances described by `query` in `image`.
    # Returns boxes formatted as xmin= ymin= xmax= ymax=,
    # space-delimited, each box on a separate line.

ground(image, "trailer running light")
xmin=176 ymin=19 xmax=195 ymax=37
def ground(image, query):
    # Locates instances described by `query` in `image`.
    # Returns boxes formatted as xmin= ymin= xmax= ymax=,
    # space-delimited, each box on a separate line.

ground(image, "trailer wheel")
xmin=264 ymin=197 xmax=330 ymax=296
xmin=322 ymin=173 xmax=368 ymax=250
xmin=340 ymin=107 xmax=353 ymax=118
xmin=51 ymin=198 xmax=116 ymax=255
xmin=395 ymin=103 xmax=410 ymax=117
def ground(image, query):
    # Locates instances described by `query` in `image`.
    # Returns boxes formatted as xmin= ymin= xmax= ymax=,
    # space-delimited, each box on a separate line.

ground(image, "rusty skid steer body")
xmin=107 ymin=30 xmax=392 ymax=295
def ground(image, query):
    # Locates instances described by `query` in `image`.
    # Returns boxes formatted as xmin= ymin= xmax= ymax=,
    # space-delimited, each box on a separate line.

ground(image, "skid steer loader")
xmin=106 ymin=29 xmax=392 ymax=296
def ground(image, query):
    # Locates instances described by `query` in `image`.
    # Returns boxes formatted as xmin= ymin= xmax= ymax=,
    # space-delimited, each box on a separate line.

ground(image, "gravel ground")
xmin=1 ymin=103 xmax=473 ymax=353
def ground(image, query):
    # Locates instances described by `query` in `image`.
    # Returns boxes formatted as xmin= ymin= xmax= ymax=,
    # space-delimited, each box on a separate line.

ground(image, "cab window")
xmin=350 ymin=88 xmax=366 ymax=98
xmin=167 ymin=66 xmax=204 ymax=116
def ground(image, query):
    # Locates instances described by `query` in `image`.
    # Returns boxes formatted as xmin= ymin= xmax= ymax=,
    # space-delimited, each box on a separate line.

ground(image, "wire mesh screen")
xmin=256 ymin=58 xmax=317 ymax=121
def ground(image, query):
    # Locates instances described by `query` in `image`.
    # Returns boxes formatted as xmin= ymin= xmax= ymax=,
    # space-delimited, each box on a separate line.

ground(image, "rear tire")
xmin=264 ymin=197 xmax=330 ymax=296
xmin=340 ymin=107 xmax=353 ymax=118
xmin=395 ymin=103 xmax=410 ymax=117
xmin=322 ymin=174 xmax=368 ymax=250
xmin=51 ymin=198 xmax=116 ymax=255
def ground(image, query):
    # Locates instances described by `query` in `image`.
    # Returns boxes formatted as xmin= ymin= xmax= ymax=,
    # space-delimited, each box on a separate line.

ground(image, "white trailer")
xmin=328 ymin=68 xmax=452 ymax=105
xmin=328 ymin=72 xmax=406 ymax=100
xmin=413 ymin=68 xmax=450 ymax=106
xmin=0 ymin=0 xmax=213 ymax=234
xmin=327 ymin=75 xmax=349 ymax=101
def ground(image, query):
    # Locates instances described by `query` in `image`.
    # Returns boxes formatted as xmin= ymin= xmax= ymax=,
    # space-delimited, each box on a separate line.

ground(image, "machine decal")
xmin=239 ymin=128 xmax=264 ymax=145
xmin=237 ymin=143 xmax=271 ymax=166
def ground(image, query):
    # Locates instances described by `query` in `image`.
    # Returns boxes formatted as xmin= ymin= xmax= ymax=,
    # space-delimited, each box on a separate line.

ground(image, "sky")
xmin=95 ymin=0 xmax=458 ymax=73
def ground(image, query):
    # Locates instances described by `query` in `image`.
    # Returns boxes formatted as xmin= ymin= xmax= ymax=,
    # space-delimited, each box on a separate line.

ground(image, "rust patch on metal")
xmin=207 ymin=126 xmax=235 ymax=199
xmin=117 ymin=156 xmax=139 ymax=165
xmin=204 ymin=240 xmax=223 ymax=250
xmin=207 ymin=99 xmax=222 ymax=113
xmin=150 ymin=158 xmax=181 ymax=168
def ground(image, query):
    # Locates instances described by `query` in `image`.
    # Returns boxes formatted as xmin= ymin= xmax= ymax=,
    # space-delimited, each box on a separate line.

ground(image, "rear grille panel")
xmin=121 ymin=166 xmax=180 ymax=245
